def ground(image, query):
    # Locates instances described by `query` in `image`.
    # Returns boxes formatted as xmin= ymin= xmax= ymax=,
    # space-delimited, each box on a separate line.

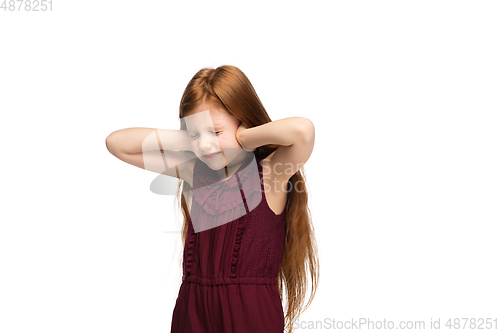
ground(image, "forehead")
xmin=184 ymin=104 xmax=231 ymax=128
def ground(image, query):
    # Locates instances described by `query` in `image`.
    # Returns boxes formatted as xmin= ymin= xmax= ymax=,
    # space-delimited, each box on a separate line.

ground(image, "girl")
xmin=105 ymin=65 xmax=319 ymax=333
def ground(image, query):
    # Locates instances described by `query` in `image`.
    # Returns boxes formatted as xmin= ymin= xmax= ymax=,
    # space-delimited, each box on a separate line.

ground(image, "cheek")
xmin=218 ymin=134 xmax=238 ymax=148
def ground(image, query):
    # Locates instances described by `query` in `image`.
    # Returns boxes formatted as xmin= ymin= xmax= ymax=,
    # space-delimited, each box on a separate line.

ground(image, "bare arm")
xmin=105 ymin=128 xmax=197 ymax=186
xmin=237 ymin=117 xmax=315 ymax=181
xmin=106 ymin=128 xmax=192 ymax=154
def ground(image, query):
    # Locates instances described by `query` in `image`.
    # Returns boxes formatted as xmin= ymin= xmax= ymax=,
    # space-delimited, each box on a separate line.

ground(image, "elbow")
xmin=296 ymin=118 xmax=315 ymax=145
xmin=106 ymin=132 xmax=119 ymax=155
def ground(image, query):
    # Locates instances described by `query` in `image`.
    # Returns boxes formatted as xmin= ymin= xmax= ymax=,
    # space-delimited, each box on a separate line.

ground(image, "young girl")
xmin=106 ymin=65 xmax=319 ymax=333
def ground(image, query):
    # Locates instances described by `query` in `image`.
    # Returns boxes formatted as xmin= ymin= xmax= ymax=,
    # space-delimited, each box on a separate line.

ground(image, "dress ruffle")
xmin=230 ymin=216 xmax=245 ymax=278
xmin=185 ymin=223 xmax=195 ymax=276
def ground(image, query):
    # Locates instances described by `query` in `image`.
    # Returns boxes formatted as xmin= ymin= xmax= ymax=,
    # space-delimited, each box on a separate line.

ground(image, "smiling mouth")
xmin=204 ymin=152 xmax=221 ymax=158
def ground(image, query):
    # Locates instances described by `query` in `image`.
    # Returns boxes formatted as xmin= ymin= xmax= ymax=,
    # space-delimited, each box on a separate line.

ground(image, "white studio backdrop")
xmin=1 ymin=1 xmax=499 ymax=332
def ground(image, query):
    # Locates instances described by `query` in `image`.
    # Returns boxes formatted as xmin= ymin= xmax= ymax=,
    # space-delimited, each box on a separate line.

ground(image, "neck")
xmin=215 ymin=152 xmax=253 ymax=180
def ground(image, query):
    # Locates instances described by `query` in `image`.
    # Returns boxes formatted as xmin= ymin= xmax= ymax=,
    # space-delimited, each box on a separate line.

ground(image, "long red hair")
xmin=175 ymin=65 xmax=319 ymax=333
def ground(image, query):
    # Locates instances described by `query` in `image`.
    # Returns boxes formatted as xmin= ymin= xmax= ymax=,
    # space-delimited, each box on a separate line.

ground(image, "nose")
xmin=198 ymin=134 xmax=218 ymax=154
xmin=199 ymin=140 xmax=211 ymax=152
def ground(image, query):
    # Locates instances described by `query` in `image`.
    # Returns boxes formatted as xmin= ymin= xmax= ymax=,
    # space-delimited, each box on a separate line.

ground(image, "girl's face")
xmin=184 ymin=103 xmax=246 ymax=171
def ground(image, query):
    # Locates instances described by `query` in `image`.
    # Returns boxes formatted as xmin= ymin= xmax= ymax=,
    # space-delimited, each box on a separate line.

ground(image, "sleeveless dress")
xmin=170 ymin=153 xmax=287 ymax=333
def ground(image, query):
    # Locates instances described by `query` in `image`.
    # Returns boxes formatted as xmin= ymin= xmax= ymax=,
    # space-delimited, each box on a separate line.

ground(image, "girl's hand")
xmin=236 ymin=122 xmax=256 ymax=152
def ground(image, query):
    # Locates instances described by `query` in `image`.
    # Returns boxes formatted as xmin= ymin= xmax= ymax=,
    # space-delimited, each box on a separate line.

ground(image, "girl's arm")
xmin=236 ymin=117 xmax=315 ymax=180
xmin=106 ymin=128 xmax=196 ymax=185
xmin=106 ymin=128 xmax=191 ymax=155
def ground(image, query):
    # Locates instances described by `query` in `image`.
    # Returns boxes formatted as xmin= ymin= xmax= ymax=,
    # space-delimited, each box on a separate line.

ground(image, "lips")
xmin=204 ymin=152 xmax=221 ymax=158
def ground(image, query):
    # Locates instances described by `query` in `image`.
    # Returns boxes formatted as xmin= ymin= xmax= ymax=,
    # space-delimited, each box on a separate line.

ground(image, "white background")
xmin=1 ymin=1 xmax=499 ymax=332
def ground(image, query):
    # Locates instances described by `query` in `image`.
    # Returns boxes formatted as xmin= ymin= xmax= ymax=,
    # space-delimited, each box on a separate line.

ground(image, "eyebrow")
xmin=188 ymin=124 xmax=224 ymax=132
xmin=207 ymin=122 xmax=223 ymax=129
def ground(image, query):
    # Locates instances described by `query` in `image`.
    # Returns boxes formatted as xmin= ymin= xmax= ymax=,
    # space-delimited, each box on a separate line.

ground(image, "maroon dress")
xmin=170 ymin=153 xmax=287 ymax=333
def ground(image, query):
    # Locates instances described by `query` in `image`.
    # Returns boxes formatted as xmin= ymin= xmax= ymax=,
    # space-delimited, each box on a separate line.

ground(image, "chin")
xmin=202 ymin=156 xmax=225 ymax=168
xmin=205 ymin=161 xmax=227 ymax=171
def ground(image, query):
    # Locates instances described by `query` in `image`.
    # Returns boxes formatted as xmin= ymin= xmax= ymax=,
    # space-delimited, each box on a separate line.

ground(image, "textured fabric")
xmin=170 ymin=153 xmax=287 ymax=333
xmin=188 ymin=153 xmax=263 ymax=233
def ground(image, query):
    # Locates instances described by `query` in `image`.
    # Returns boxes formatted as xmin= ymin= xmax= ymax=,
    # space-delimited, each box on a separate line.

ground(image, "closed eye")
xmin=190 ymin=131 xmax=221 ymax=139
